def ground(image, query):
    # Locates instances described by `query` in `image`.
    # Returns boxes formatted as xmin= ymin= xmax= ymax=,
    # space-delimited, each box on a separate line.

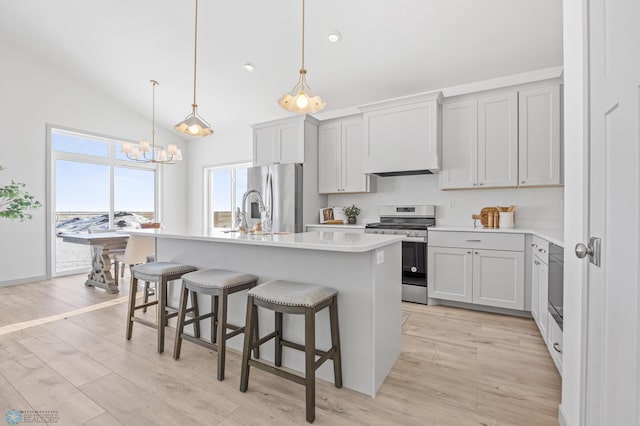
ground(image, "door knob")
xmin=575 ymin=243 xmax=592 ymax=259
xmin=575 ymin=237 xmax=602 ymax=267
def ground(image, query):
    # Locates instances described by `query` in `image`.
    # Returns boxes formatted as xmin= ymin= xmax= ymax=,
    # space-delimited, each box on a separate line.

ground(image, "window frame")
xmin=203 ymin=162 xmax=251 ymax=231
xmin=47 ymin=125 xmax=161 ymax=278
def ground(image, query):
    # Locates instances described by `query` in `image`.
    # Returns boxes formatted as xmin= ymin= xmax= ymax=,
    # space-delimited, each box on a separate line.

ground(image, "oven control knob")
xmin=411 ymin=266 xmax=418 ymax=273
xmin=406 ymin=231 xmax=411 ymax=236
xmin=393 ymin=231 xmax=398 ymax=235
xmin=373 ymin=230 xmax=378 ymax=234
xmin=414 ymin=232 xmax=420 ymax=237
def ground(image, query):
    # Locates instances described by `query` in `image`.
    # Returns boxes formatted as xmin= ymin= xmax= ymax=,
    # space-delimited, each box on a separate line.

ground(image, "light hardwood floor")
xmin=0 ymin=274 xmax=561 ymax=425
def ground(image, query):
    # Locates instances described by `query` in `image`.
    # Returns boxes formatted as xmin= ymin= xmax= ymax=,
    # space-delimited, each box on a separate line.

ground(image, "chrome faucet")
xmin=239 ymin=189 xmax=266 ymax=230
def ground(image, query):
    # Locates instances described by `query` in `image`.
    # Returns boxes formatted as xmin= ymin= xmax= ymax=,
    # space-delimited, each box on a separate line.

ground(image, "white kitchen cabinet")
xmin=428 ymin=247 xmax=473 ymax=303
xmin=518 ymin=84 xmax=562 ymax=186
xmin=252 ymin=115 xmax=318 ymax=166
xmin=318 ymin=116 xmax=370 ymax=194
xmin=359 ymin=92 xmax=442 ymax=175
xmin=531 ymin=236 xmax=550 ymax=341
xmin=428 ymin=231 xmax=525 ymax=310
xmin=440 ymin=92 xmax=518 ymax=189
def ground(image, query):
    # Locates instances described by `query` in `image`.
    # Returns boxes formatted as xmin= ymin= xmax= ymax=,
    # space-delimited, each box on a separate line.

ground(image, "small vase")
xmin=347 ymin=217 xmax=357 ymax=224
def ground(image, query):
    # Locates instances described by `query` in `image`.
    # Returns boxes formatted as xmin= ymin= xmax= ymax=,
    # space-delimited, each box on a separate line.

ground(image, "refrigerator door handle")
xmin=265 ymin=171 xmax=273 ymax=220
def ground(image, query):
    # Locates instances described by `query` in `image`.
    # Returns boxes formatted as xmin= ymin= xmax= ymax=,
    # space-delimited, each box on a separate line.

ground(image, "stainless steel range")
xmin=365 ymin=205 xmax=435 ymax=304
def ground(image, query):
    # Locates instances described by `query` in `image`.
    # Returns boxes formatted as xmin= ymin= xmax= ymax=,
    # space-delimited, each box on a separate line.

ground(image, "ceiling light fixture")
xmin=327 ymin=31 xmax=342 ymax=43
xmin=243 ymin=62 xmax=256 ymax=72
xmin=277 ymin=0 xmax=326 ymax=114
xmin=174 ymin=0 xmax=213 ymax=137
xmin=122 ymin=80 xmax=182 ymax=164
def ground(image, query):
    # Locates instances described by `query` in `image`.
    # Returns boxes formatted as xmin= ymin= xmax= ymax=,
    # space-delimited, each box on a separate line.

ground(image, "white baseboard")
xmin=558 ymin=403 xmax=569 ymax=426
xmin=0 ymin=275 xmax=47 ymax=288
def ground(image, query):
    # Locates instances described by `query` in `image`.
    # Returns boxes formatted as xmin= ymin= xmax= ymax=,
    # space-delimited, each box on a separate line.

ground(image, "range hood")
xmin=370 ymin=169 xmax=435 ymax=177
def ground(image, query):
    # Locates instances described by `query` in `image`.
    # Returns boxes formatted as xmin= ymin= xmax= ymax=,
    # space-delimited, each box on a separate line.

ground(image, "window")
xmin=50 ymin=127 xmax=158 ymax=276
xmin=206 ymin=164 xmax=250 ymax=230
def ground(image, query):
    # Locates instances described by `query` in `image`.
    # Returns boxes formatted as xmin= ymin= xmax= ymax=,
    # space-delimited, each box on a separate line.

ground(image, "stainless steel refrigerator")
xmin=246 ymin=163 xmax=303 ymax=233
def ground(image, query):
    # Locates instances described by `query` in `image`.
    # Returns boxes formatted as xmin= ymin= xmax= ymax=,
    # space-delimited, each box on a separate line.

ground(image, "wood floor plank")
xmin=0 ymin=275 xmax=561 ymax=425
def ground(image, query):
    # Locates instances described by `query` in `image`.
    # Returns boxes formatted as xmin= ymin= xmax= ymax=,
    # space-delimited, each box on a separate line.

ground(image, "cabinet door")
xmin=472 ymin=249 xmax=524 ymax=310
xmin=253 ymin=126 xmax=277 ymax=166
xmin=277 ymin=122 xmax=304 ymax=164
xmin=428 ymin=247 xmax=473 ymax=303
xmin=547 ymin=313 xmax=563 ymax=375
xmin=318 ymin=122 xmax=341 ymax=193
xmin=341 ymin=118 xmax=368 ymax=193
xmin=477 ymin=93 xmax=518 ymax=187
xmin=531 ymin=256 xmax=541 ymax=322
xmin=518 ymin=85 xmax=561 ymax=186
xmin=440 ymin=100 xmax=478 ymax=189
xmin=539 ymin=260 xmax=549 ymax=340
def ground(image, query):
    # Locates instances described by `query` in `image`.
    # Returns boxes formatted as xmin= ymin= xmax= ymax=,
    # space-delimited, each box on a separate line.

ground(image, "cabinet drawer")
xmin=531 ymin=235 xmax=550 ymax=264
xmin=428 ymin=231 xmax=524 ymax=251
xmin=548 ymin=316 xmax=563 ymax=375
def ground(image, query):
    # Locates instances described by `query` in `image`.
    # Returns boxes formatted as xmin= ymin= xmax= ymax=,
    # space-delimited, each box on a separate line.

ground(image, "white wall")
xmin=0 ymin=36 xmax=188 ymax=285
xmin=327 ymin=174 xmax=564 ymax=229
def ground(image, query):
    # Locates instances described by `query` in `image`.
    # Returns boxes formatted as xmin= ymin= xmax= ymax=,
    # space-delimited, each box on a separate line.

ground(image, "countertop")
xmin=125 ymin=229 xmax=403 ymax=253
xmin=429 ymin=226 xmax=564 ymax=247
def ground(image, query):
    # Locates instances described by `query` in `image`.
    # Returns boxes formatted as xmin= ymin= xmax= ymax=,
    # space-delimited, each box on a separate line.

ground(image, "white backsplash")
xmin=327 ymin=174 xmax=564 ymax=229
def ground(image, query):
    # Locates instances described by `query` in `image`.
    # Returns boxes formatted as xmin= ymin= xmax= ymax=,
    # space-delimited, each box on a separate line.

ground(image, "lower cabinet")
xmin=548 ymin=316 xmax=563 ymax=375
xmin=305 ymin=225 xmax=365 ymax=235
xmin=428 ymin=231 xmax=525 ymax=310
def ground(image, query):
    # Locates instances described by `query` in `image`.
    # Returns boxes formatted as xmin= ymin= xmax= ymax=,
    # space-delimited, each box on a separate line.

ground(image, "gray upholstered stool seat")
xmin=126 ymin=261 xmax=197 ymax=353
xmin=173 ymin=269 xmax=259 ymax=381
xmin=240 ymin=280 xmax=342 ymax=423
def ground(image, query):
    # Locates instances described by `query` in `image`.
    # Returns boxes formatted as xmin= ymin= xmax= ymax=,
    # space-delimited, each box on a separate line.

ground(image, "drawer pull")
xmin=465 ymin=239 xmax=481 ymax=242
xmin=553 ymin=342 xmax=562 ymax=353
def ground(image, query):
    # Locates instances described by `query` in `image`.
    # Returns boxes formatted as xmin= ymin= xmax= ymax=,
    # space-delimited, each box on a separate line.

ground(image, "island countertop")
xmin=125 ymin=228 xmax=403 ymax=252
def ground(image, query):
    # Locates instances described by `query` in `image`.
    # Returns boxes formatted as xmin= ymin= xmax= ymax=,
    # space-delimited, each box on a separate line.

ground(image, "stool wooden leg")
xmin=304 ymin=308 xmax=316 ymax=423
xmin=142 ymin=281 xmax=149 ymax=313
xmin=173 ymin=285 xmax=190 ymax=360
xmin=211 ymin=295 xmax=219 ymax=344
xmin=126 ymin=276 xmax=138 ymax=340
xmin=275 ymin=311 xmax=283 ymax=367
xmin=157 ymin=278 xmax=167 ymax=353
xmin=216 ymin=291 xmax=228 ymax=381
xmin=190 ymin=290 xmax=201 ymax=338
xmin=329 ymin=296 xmax=343 ymax=388
xmin=240 ymin=296 xmax=255 ymax=393
xmin=252 ymin=306 xmax=260 ymax=360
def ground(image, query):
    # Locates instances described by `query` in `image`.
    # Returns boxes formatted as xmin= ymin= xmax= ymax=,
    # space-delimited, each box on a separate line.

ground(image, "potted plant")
xmin=343 ymin=204 xmax=361 ymax=224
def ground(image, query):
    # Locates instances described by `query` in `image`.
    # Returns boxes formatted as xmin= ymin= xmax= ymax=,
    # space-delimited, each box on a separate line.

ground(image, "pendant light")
xmin=122 ymin=80 xmax=182 ymax=164
xmin=278 ymin=0 xmax=326 ymax=113
xmin=174 ymin=0 xmax=213 ymax=137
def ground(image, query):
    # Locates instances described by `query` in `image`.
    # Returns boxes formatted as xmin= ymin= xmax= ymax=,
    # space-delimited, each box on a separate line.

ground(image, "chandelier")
xmin=122 ymin=80 xmax=182 ymax=164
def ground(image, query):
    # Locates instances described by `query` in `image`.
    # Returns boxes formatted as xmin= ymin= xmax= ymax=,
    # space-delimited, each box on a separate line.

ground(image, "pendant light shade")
xmin=175 ymin=0 xmax=213 ymax=137
xmin=278 ymin=0 xmax=325 ymax=114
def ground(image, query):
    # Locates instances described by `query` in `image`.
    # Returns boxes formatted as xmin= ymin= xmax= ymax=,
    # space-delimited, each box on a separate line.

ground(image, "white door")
xmin=318 ymin=122 xmax=340 ymax=193
xmin=472 ymin=249 xmax=524 ymax=310
xmin=277 ymin=122 xmax=304 ymax=164
xmin=440 ymin=100 xmax=478 ymax=189
xmin=427 ymin=247 xmax=473 ymax=303
xmin=341 ymin=118 xmax=368 ymax=193
xmin=577 ymin=0 xmax=640 ymax=424
xmin=253 ymin=126 xmax=277 ymax=166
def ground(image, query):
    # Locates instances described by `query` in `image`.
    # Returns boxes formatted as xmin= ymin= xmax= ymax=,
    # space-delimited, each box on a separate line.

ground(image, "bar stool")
xmin=240 ymin=280 xmax=342 ymax=423
xmin=173 ymin=269 xmax=259 ymax=381
xmin=122 ymin=236 xmax=156 ymax=312
xmin=126 ymin=261 xmax=197 ymax=353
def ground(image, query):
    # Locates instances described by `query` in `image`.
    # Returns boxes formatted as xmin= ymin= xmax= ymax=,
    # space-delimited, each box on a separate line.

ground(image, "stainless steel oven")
xmin=365 ymin=205 xmax=435 ymax=304
xmin=548 ymin=243 xmax=564 ymax=330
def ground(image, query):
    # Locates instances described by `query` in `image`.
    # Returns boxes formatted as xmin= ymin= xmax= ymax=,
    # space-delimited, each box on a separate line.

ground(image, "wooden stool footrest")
xmin=180 ymin=334 xmax=218 ymax=352
xmin=254 ymin=331 xmax=279 ymax=348
xmin=248 ymin=359 xmax=306 ymax=386
xmin=134 ymin=300 xmax=158 ymax=310
xmin=131 ymin=317 xmax=158 ymax=329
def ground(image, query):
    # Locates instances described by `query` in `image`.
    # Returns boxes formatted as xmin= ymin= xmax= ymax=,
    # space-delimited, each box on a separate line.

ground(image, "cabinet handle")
xmin=538 ymin=248 xmax=545 ymax=253
xmin=465 ymin=239 xmax=481 ymax=242
xmin=479 ymin=182 xmax=484 ymax=186
xmin=473 ymin=183 xmax=478 ymax=186
xmin=553 ymin=342 xmax=562 ymax=354
xmin=467 ymin=251 xmax=471 ymax=254
xmin=521 ymin=180 xmax=526 ymax=184
xmin=531 ymin=243 xmax=537 ymax=248
xmin=474 ymin=251 xmax=479 ymax=255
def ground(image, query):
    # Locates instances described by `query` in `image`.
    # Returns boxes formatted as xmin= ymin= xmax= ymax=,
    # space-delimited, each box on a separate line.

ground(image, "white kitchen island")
xmin=126 ymin=229 xmax=403 ymax=397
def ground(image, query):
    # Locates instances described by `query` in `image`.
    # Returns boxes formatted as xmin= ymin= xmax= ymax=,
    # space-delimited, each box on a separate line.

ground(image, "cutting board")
xmin=472 ymin=207 xmax=499 ymax=228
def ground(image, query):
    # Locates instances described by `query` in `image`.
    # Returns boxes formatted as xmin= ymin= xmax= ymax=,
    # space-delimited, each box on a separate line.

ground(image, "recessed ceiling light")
xmin=243 ymin=62 xmax=256 ymax=72
xmin=327 ymin=31 xmax=342 ymax=43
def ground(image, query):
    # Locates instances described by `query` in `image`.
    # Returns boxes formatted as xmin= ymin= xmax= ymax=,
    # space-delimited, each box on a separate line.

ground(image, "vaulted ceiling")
xmin=0 ymin=0 xmax=562 ymax=137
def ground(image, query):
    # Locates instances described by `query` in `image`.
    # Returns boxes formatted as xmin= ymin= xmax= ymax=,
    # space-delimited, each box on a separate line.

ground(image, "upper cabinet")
xmin=252 ymin=115 xmax=319 ymax=166
xmin=318 ymin=116 xmax=371 ymax=194
xmin=518 ymin=85 xmax=562 ymax=186
xmin=440 ymin=81 xmax=562 ymax=190
xmin=359 ymin=92 xmax=443 ymax=175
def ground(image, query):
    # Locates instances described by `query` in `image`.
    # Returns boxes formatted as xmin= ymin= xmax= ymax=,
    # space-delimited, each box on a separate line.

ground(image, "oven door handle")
xmin=403 ymin=237 xmax=428 ymax=243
